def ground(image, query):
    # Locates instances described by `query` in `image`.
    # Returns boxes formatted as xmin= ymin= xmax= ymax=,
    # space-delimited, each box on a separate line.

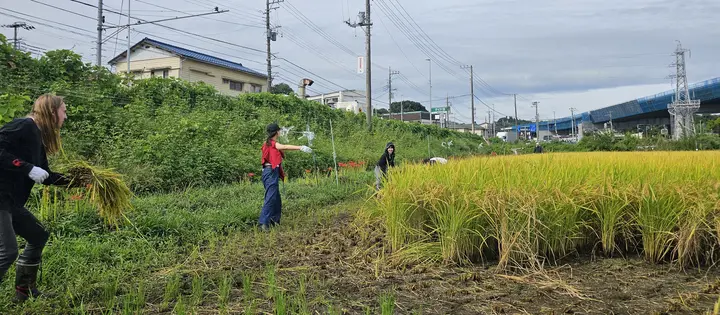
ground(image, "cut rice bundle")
xmin=65 ymin=160 xmax=133 ymax=226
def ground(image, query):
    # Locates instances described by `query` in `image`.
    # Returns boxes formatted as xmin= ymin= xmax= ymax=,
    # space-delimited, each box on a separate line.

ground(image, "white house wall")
xmin=113 ymin=45 xmax=176 ymax=63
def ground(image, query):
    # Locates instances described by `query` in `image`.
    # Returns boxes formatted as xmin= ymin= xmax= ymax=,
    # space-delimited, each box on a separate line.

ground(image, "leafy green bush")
xmin=0 ymin=36 xmax=483 ymax=192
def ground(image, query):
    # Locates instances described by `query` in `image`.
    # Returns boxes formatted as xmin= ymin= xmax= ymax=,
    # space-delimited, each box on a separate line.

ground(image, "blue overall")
xmin=258 ymin=166 xmax=282 ymax=226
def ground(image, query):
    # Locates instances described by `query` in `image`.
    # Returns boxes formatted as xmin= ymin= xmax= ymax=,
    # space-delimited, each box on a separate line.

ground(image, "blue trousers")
xmin=258 ymin=167 xmax=282 ymax=226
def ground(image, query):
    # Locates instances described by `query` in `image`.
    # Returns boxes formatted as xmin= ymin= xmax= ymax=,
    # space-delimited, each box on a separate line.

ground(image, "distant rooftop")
xmin=108 ymin=37 xmax=267 ymax=78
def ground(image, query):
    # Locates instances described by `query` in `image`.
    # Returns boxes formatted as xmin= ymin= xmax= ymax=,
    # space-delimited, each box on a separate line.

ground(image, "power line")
xmin=276 ymin=65 xmax=337 ymax=92
xmin=133 ymin=0 xmax=264 ymax=29
xmin=374 ymin=0 xmax=465 ymax=84
xmin=282 ymin=29 xmax=361 ymax=78
xmin=28 ymin=0 xmax=115 ymax=25
xmin=475 ymin=94 xmax=510 ymax=117
xmin=0 ymin=11 xmax=97 ymax=44
xmin=375 ymin=0 xmax=509 ymax=98
xmin=0 ymin=7 xmax=96 ymax=38
xmin=180 ymin=0 xmax=265 ymax=23
xmin=69 ymin=0 xmax=267 ymax=56
xmin=278 ymin=57 xmax=350 ymax=91
xmin=375 ymin=11 xmax=425 ymax=80
xmin=383 ymin=0 xmax=462 ymax=67
xmin=283 ymin=0 xmax=357 ymax=57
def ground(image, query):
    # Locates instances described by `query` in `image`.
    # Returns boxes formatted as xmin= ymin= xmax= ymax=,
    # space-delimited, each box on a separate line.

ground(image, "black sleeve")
xmin=389 ymin=157 xmax=395 ymax=167
xmin=37 ymin=151 xmax=71 ymax=186
xmin=377 ymin=153 xmax=387 ymax=168
xmin=0 ymin=121 xmax=34 ymax=174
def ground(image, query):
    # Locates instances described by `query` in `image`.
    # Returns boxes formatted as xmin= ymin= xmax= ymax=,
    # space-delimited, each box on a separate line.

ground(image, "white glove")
xmin=28 ymin=166 xmax=49 ymax=184
xmin=300 ymin=146 xmax=312 ymax=153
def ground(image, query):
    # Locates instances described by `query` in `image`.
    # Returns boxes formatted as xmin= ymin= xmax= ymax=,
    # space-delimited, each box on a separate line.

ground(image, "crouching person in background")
xmin=0 ymin=94 xmax=79 ymax=302
xmin=422 ymin=157 xmax=448 ymax=165
xmin=374 ymin=142 xmax=395 ymax=190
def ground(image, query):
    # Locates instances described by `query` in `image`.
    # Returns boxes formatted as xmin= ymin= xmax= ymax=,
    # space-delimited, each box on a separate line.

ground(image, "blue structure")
xmin=517 ymin=77 xmax=720 ymax=133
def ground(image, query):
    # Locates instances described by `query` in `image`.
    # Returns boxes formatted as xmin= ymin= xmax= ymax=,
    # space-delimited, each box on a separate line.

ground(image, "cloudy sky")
xmin=1 ymin=0 xmax=718 ymax=123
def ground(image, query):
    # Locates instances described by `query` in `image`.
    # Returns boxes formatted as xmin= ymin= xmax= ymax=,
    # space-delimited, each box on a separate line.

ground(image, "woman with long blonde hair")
xmin=0 ymin=93 xmax=78 ymax=302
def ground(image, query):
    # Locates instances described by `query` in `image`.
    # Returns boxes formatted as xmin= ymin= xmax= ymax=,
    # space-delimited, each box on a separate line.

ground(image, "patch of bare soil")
xmin=180 ymin=207 xmax=720 ymax=314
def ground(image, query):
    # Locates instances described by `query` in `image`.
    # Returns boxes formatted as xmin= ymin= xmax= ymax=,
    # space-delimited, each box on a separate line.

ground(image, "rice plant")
xmin=218 ymin=272 xmax=233 ymax=309
xmin=266 ymin=264 xmax=277 ymax=299
xmin=64 ymin=160 xmax=133 ymax=227
xmin=161 ymin=274 xmax=181 ymax=311
xmin=371 ymin=152 xmax=720 ymax=270
xmin=380 ymin=292 xmax=396 ymax=315
xmin=190 ymin=274 xmax=204 ymax=306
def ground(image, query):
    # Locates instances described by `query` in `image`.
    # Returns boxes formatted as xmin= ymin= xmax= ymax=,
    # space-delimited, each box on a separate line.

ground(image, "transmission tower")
xmin=668 ymin=41 xmax=700 ymax=139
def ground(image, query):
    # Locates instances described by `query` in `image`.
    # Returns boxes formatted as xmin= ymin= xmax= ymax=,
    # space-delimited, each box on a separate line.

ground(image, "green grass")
xmin=0 ymin=173 xmax=368 ymax=314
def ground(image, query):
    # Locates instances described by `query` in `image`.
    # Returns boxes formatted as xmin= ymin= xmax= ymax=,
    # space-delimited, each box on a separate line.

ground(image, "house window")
xmin=223 ymin=78 xmax=244 ymax=91
xmin=251 ymin=84 xmax=262 ymax=93
xmin=151 ymin=69 xmax=169 ymax=78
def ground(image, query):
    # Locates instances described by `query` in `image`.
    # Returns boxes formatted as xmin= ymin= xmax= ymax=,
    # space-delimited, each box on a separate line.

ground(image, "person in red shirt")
xmin=259 ymin=123 xmax=312 ymax=230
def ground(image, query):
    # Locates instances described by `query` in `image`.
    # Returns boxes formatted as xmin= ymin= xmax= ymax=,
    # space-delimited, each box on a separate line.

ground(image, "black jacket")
xmin=0 ymin=118 xmax=70 ymax=207
xmin=376 ymin=142 xmax=395 ymax=174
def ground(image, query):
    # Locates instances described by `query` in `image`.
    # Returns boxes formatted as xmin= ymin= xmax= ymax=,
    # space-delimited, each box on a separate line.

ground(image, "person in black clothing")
xmin=374 ymin=142 xmax=395 ymax=190
xmin=533 ymin=143 xmax=544 ymax=154
xmin=0 ymin=94 xmax=78 ymax=302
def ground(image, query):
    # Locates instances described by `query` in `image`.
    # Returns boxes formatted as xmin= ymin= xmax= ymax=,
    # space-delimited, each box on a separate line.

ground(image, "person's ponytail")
xmin=266 ymin=131 xmax=277 ymax=146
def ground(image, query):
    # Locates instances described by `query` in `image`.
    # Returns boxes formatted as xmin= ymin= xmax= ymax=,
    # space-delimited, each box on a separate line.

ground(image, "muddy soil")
xmin=169 ymin=206 xmax=720 ymax=314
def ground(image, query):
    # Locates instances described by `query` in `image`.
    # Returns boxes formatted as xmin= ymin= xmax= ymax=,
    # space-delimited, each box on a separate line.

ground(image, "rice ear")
xmin=65 ymin=160 xmax=133 ymax=227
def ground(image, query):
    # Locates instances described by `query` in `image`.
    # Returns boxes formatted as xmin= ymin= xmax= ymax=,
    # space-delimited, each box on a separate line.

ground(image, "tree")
xmin=390 ymin=100 xmax=427 ymax=113
xmin=497 ymin=116 xmax=532 ymax=127
xmin=376 ymin=108 xmax=390 ymax=115
xmin=270 ymin=83 xmax=294 ymax=95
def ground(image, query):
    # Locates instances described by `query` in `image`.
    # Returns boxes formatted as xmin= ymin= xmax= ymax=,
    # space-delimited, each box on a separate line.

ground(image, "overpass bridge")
xmin=517 ymin=77 xmax=720 ymax=137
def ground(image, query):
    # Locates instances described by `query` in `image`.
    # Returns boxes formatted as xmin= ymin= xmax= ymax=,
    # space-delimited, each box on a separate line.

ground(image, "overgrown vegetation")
xmin=0 ymin=34 xmax=483 ymax=194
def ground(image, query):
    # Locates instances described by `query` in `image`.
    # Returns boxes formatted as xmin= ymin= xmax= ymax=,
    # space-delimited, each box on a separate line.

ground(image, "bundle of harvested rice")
xmin=65 ymin=160 xmax=133 ymax=226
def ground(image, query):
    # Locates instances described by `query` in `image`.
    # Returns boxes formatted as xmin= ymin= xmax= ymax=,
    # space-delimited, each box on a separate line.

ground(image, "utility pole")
xmin=345 ymin=2 xmax=372 ymax=131
xmin=126 ymin=0 xmax=131 ymax=76
xmin=91 ymin=2 xmax=226 ymax=74
xmin=570 ymin=107 xmax=577 ymax=138
xmin=446 ymin=95 xmax=450 ymax=129
xmin=532 ymin=101 xmax=540 ymax=142
xmin=461 ymin=65 xmax=475 ymax=132
xmin=487 ymin=110 xmax=492 ymax=138
xmin=553 ymin=111 xmax=557 ymax=135
xmin=266 ymin=0 xmax=283 ymax=91
xmin=609 ymin=111 xmax=613 ymax=131
xmin=389 ymin=67 xmax=399 ymax=113
xmin=427 ymin=58 xmax=433 ymax=125
xmin=96 ymin=0 xmax=103 ymax=66
xmin=492 ymin=104 xmax=496 ymax=136
xmin=2 ymin=22 xmax=35 ymax=50
xmin=400 ymin=94 xmax=404 ymax=122
xmin=514 ymin=94 xmax=519 ymax=141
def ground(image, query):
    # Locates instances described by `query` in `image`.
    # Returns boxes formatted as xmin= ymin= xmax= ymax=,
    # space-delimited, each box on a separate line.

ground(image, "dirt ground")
xmin=170 ymin=204 xmax=720 ymax=315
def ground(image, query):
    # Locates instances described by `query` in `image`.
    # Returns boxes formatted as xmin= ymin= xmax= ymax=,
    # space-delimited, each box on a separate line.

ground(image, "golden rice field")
xmin=370 ymin=152 xmax=720 ymax=270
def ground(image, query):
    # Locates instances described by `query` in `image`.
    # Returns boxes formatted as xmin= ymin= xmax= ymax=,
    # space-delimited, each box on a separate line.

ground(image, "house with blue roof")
xmin=108 ymin=37 xmax=268 ymax=96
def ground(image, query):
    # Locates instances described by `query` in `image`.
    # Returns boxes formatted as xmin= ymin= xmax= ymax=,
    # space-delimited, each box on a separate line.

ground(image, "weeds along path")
xmin=0 ymin=175 xmax=370 ymax=314
xmin=132 ymin=199 xmax=719 ymax=314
